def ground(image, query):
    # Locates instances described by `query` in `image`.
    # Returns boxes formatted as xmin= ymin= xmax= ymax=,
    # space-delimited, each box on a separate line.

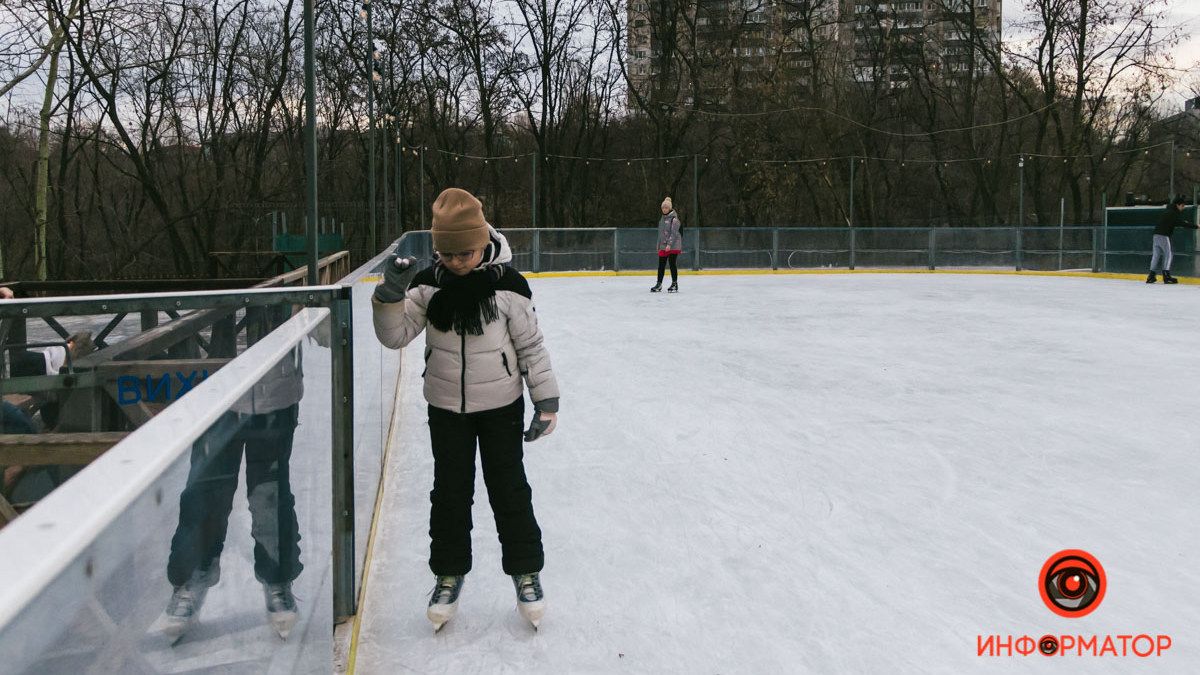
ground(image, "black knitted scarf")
xmin=427 ymin=266 xmax=501 ymax=335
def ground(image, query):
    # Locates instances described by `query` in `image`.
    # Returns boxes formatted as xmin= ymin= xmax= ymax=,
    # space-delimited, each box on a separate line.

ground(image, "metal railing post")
xmin=612 ymin=228 xmax=620 ymax=272
xmin=532 ymin=229 xmax=542 ymax=273
xmin=693 ymin=228 xmax=701 ymax=271
xmin=1014 ymin=227 xmax=1023 ymax=271
xmin=849 ymin=228 xmax=856 ymax=270
xmin=1101 ymin=192 xmax=1108 ymax=273
xmin=928 ymin=227 xmax=936 ymax=270
xmin=330 ymin=287 xmax=357 ymax=621
xmin=1091 ymin=226 xmax=1099 ymax=273
xmin=772 ymin=228 xmax=779 ymax=270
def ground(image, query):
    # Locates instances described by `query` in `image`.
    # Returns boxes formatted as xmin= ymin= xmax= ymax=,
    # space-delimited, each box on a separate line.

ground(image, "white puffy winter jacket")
xmin=372 ymin=229 xmax=559 ymax=414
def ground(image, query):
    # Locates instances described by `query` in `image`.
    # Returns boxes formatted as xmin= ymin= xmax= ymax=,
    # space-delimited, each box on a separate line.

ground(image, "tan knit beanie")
xmin=431 ymin=188 xmax=489 ymax=252
xmin=661 ymin=196 xmax=673 ymax=211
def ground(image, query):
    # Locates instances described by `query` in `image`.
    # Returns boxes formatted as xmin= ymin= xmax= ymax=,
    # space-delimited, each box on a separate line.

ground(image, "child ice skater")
xmin=651 ymin=197 xmax=683 ymax=293
xmin=372 ymin=187 xmax=560 ymax=630
xmin=1147 ymin=195 xmax=1198 ymax=284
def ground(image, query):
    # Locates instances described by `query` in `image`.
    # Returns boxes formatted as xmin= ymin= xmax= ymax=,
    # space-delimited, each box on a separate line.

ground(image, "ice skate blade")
xmin=428 ymin=600 xmax=458 ymax=632
xmin=517 ymin=599 xmax=545 ymax=629
xmin=270 ymin=611 xmax=297 ymax=640
xmin=157 ymin=614 xmax=194 ymax=644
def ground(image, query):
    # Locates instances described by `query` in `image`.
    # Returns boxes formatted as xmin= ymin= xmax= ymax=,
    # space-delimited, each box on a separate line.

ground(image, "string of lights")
xmin=390 ymin=140 xmax=1195 ymax=166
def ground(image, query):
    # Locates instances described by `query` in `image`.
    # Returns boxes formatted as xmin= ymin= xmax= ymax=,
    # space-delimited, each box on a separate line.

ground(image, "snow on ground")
xmin=353 ymin=273 xmax=1200 ymax=674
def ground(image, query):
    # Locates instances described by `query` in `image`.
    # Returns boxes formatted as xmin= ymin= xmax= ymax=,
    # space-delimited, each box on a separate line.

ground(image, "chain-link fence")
xmin=394 ymin=226 xmax=1195 ymax=276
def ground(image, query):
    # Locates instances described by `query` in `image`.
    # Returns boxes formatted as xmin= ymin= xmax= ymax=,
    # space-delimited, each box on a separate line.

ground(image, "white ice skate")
xmin=263 ymin=582 xmax=298 ymax=639
xmin=512 ymin=573 xmax=545 ymax=629
xmin=427 ymin=575 xmax=465 ymax=632
xmin=157 ymin=565 xmax=218 ymax=643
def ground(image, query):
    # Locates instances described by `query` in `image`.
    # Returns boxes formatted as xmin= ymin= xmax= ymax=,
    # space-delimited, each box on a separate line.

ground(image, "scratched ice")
xmin=354 ymin=273 xmax=1200 ymax=674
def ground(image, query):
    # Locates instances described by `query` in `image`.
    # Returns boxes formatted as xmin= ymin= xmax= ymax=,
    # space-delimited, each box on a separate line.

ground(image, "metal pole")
xmin=772 ymin=227 xmax=779 ymax=270
xmin=1016 ymin=156 xmax=1025 ymax=271
xmin=303 ymin=0 xmax=319 ymax=285
xmin=692 ymin=154 xmax=699 ymax=231
xmin=395 ymin=138 xmax=402 ymax=237
xmin=613 ymin=227 xmax=620 ymax=272
xmin=531 ymin=153 xmax=538 ymax=228
xmin=1059 ymin=196 xmax=1065 ymax=270
xmin=693 ymin=227 xmax=700 ymax=271
xmin=1169 ymin=140 xmax=1176 ymax=199
xmin=419 ymin=146 xmax=426 ymax=230
xmin=330 ymin=288 xmax=357 ymax=621
xmin=928 ymin=227 xmax=936 ymax=270
xmin=382 ymin=117 xmax=389 ymax=244
xmin=1018 ymin=155 xmax=1025 ymax=227
xmin=849 ymin=157 xmax=856 ymax=270
xmin=1101 ymin=190 xmax=1108 ymax=272
xmin=366 ymin=0 xmax=377 ymax=254
xmin=848 ymin=156 xmax=856 ymax=228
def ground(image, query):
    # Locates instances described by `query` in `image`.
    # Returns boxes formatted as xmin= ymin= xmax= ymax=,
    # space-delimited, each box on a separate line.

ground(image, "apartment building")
xmin=626 ymin=0 xmax=1002 ymax=104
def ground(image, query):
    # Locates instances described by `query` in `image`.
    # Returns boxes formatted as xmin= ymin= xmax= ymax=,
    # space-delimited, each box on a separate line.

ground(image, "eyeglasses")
xmin=438 ymin=250 xmax=478 ymax=262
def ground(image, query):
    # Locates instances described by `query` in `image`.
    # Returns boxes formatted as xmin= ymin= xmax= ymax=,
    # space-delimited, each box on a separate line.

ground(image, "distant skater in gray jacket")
xmin=651 ymin=197 xmax=683 ymax=293
xmin=372 ymin=187 xmax=560 ymax=631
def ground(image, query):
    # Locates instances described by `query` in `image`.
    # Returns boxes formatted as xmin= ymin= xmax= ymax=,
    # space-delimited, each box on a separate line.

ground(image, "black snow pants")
xmin=427 ymin=396 xmax=543 ymax=576
xmin=167 ymin=405 xmax=302 ymax=587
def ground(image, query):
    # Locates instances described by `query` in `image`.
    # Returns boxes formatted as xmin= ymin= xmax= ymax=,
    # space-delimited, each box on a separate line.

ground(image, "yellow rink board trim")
xmin=522 ymin=268 xmax=1200 ymax=284
xmin=345 ymin=351 xmax=404 ymax=674
xmin=363 ymin=269 xmax=1197 ymax=284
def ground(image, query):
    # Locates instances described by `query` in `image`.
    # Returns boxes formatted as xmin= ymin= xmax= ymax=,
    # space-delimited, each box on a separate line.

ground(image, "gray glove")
xmin=524 ymin=414 xmax=556 ymax=442
xmin=524 ymin=398 xmax=559 ymax=442
xmin=374 ymin=255 xmax=417 ymax=303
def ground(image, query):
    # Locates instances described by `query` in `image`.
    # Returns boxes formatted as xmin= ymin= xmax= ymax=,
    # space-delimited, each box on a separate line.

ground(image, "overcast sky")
xmin=1005 ymin=0 xmax=1200 ymax=104
xmin=3 ymin=1 xmax=1200 ymax=119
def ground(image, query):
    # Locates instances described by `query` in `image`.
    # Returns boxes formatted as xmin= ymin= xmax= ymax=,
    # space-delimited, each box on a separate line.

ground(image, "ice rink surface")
xmin=354 ymin=272 xmax=1200 ymax=674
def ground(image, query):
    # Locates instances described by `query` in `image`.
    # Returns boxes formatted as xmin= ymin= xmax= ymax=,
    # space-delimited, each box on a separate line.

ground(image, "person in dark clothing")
xmin=1148 ymin=196 xmax=1198 ymax=284
xmin=1 ymin=402 xmax=37 ymax=497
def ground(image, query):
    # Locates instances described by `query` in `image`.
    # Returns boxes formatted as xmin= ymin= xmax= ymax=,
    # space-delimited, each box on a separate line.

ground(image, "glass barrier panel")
xmin=0 ymin=307 xmax=333 ymax=673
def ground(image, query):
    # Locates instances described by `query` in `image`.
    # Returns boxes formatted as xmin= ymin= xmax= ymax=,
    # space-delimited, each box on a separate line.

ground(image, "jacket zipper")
xmin=460 ymin=333 xmax=467 ymax=413
xmin=502 ymin=352 xmax=511 ymax=377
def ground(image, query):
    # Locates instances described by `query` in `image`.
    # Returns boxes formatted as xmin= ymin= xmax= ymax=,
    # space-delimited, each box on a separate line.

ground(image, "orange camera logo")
xmin=1039 ymin=549 xmax=1106 ymax=618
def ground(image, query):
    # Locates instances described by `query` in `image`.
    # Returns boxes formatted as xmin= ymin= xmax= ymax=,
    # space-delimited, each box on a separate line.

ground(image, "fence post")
xmin=849 ymin=228 xmax=856 ymax=270
xmin=532 ymin=228 xmax=542 ymax=273
xmin=1059 ymin=197 xmax=1065 ymax=270
xmin=612 ymin=228 xmax=619 ymax=272
xmin=692 ymin=154 xmax=699 ymax=232
xmin=928 ymin=227 xmax=936 ymax=270
xmin=1014 ymin=227 xmax=1023 ymax=271
xmin=848 ymin=156 xmax=856 ymax=229
xmin=772 ymin=228 xmax=779 ymax=270
xmin=330 ymin=287 xmax=357 ymax=621
xmin=1091 ymin=226 xmax=1099 ymax=273
xmin=1101 ymin=191 xmax=1108 ymax=273
xmin=693 ymin=228 xmax=700 ymax=271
